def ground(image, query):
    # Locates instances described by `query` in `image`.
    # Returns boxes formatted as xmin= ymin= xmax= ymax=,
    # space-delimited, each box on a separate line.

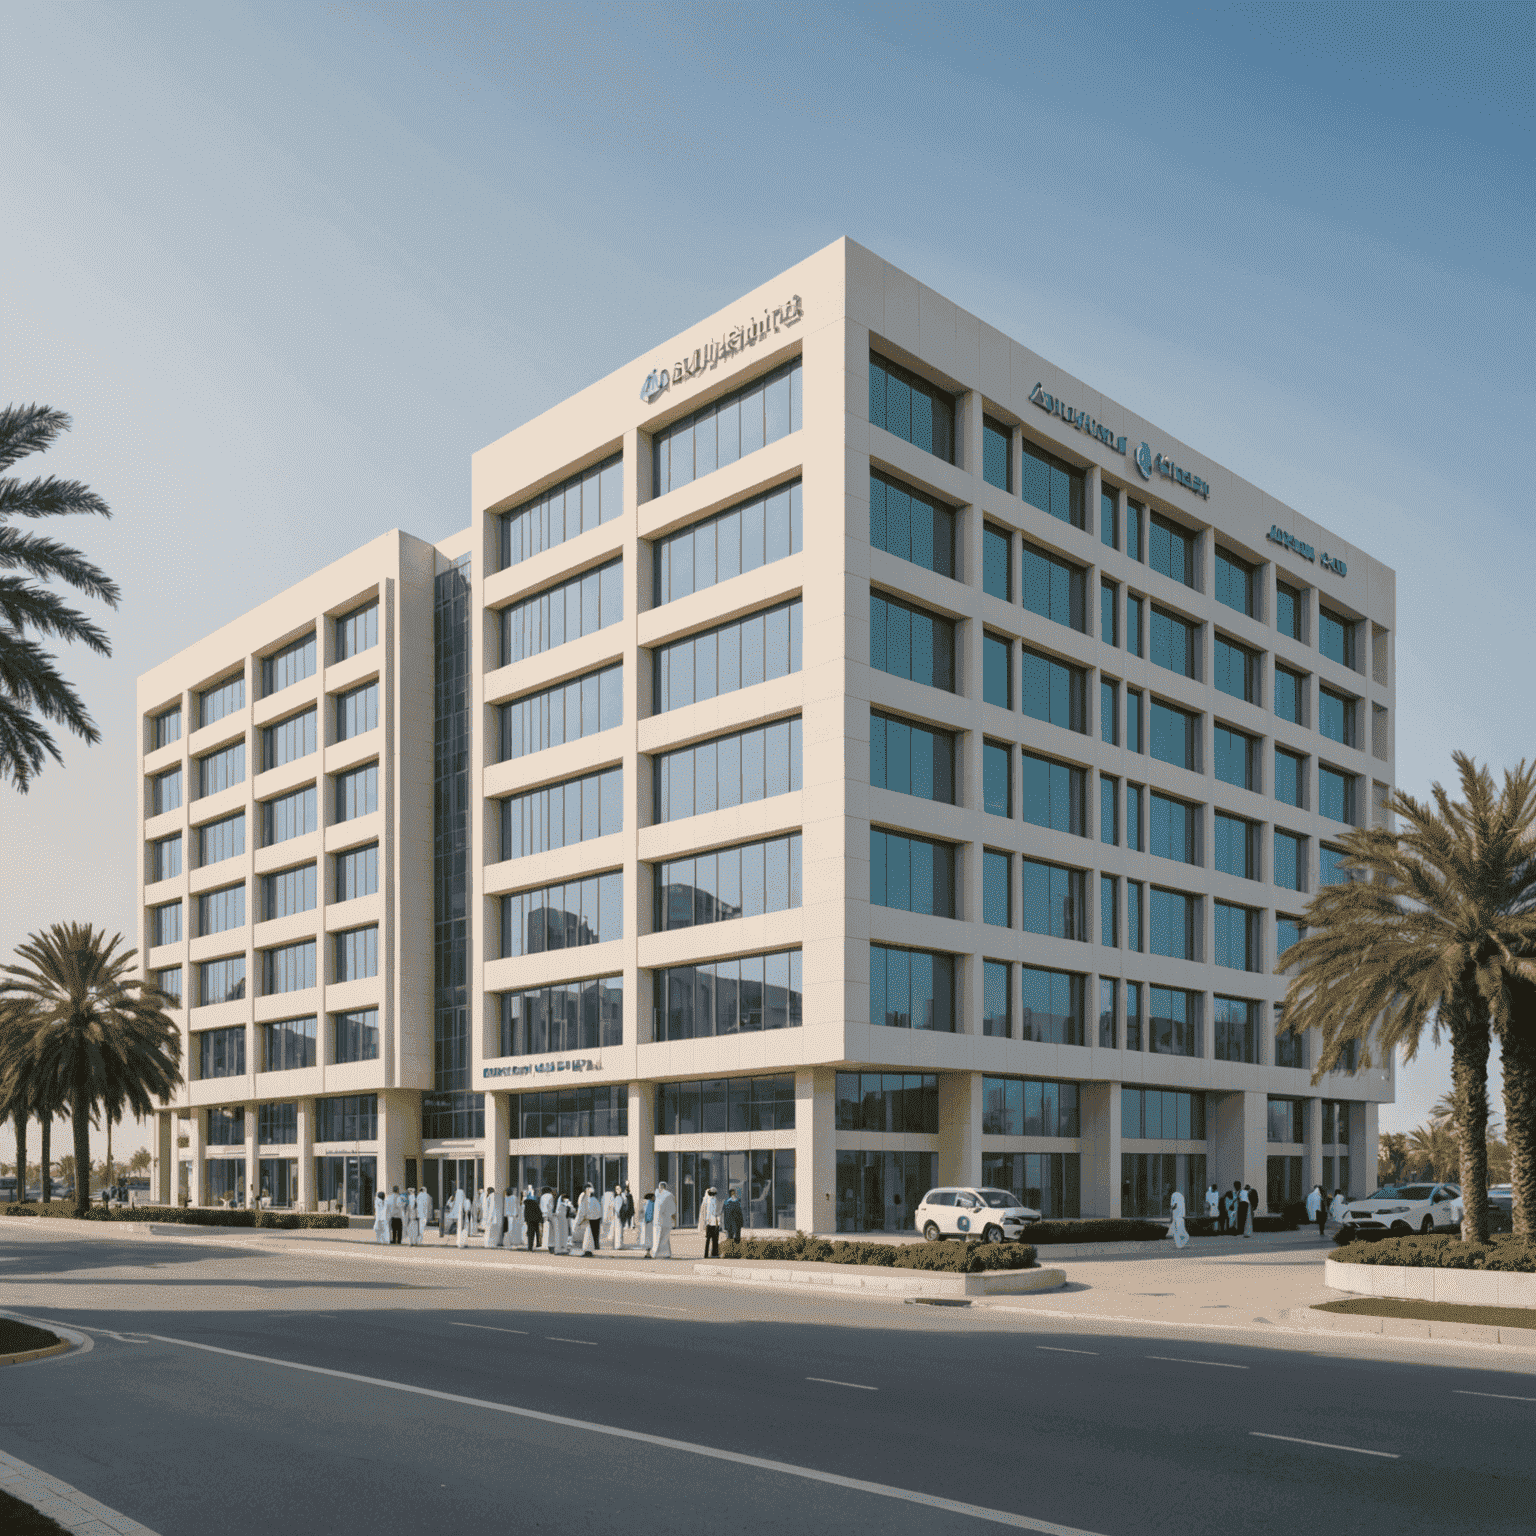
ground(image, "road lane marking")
xmin=806 ymin=1377 xmax=878 ymax=1390
xmin=135 ymin=1332 xmax=1107 ymax=1533
xmin=1036 ymin=1347 xmax=1097 ymax=1356
xmin=1146 ymin=1356 xmax=1247 ymax=1369
xmin=447 ymin=1322 xmax=529 ymax=1336
xmin=546 ymin=1336 xmax=597 ymax=1346
xmin=1250 ymin=1433 xmax=1397 ymax=1458
xmin=1454 ymin=1390 xmax=1536 ymax=1404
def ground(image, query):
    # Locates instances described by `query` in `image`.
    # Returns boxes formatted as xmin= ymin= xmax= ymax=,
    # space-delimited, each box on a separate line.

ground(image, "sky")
xmin=2 ymin=1 xmax=1531 ymax=1169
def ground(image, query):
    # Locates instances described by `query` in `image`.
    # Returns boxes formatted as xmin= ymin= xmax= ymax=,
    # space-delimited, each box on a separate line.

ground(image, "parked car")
xmin=915 ymin=1187 xmax=1040 ymax=1244
xmin=1338 ymin=1182 xmax=1461 ymax=1239
xmin=1487 ymin=1185 xmax=1513 ymax=1213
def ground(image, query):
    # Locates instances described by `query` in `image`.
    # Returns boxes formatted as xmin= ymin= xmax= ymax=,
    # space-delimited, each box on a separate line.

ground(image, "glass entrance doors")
xmin=422 ymin=1157 xmax=483 ymax=1229
xmin=316 ymin=1155 xmax=377 ymax=1215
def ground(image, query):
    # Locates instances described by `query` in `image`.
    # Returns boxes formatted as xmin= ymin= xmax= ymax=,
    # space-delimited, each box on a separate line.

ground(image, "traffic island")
xmin=0 ymin=1319 xmax=67 ymax=1368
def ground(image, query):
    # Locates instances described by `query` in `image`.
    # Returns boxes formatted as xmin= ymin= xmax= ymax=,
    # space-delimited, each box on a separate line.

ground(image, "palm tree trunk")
xmin=71 ymin=1088 xmax=91 ymax=1219
xmin=1452 ymin=1019 xmax=1490 ymax=1243
xmin=12 ymin=1107 xmax=25 ymax=1205
xmin=40 ymin=1118 xmax=51 ymax=1203
xmin=1501 ymin=990 xmax=1536 ymax=1239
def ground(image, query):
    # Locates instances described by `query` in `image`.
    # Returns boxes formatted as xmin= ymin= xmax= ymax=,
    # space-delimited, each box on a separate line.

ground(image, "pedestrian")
xmin=574 ymin=1184 xmax=600 ymax=1256
xmin=387 ymin=1185 xmax=405 ymax=1245
xmin=700 ymin=1186 xmax=722 ymax=1259
xmin=1245 ymin=1185 xmax=1259 ymax=1236
xmin=1232 ymin=1181 xmax=1249 ymax=1237
xmin=1204 ymin=1183 xmax=1219 ymax=1229
xmin=1306 ymin=1183 xmax=1325 ymax=1239
xmin=723 ymin=1187 xmax=744 ymax=1244
xmin=1169 ymin=1187 xmax=1190 ymax=1249
xmin=439 ymin=1184 xmax=455 ymax=1243
xmin=554 ymin=1192 xmax=574 ymax=1254
xmin=601 ymin=1184 xmax=618 ymax=1249
xmin=503 ymin=1187 xmax=520 ymax=1248
xmin=483 ymin=1185 xmax=503 ymax=1250
xmin=455 ymin=1185 xmax=471 ymax=1248
xmin=539 ymin=1186 xmax=556 ymax=1249
xmin=414 ymin=1185 xmax=432 ymax=1245
xmin=373 ymin=1188 xmax=389 ymax=1245
xmin=1218 ymin=1187 xmax=1232 ymax=1236
xmin=524 ymin=1188 xmax=543 ymax=1252
xmin=620 ymin=1183 xmax=636 ymax=1243
xmin=640 ymin=1191 xmax=654 ymax=1253
xmin=1328 ymin=1189 xmax=1347 ymax=1232
xmin=650 ymin=1181 xmax=676 ymax=1259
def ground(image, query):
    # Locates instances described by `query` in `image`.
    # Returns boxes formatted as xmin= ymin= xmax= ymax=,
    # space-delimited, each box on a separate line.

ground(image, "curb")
xmin=0 ymin=1339 xmax=69 ymax=1367
xmin=1284 ymin=1304 xmax=1536 ymax=1350
xmin=692 ymin=1263 xmax=1068 ymax=1298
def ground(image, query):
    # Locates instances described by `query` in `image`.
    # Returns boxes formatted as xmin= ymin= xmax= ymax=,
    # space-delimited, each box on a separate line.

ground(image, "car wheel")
xmin=1390 ymin=1221 xmax=1411 ymax=1236
xmin=982 ymin=1224 xmax=1003 ymax=1245
xmin=923 ymin=1222 xmax=942 ymax=1242
xmin=1421 ymin=1216 xmax=1435 ymax=1234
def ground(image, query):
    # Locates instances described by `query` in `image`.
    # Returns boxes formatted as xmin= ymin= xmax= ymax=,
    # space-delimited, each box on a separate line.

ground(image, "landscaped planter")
xmin=1325 ymin=1257 xmax=1536 ymax=1309
xmin=695 ymin=1261 xmax=1067 ymax=1297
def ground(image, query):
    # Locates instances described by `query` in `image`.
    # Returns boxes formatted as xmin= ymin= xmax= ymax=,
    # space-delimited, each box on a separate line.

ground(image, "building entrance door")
xmin=424 ymin=1157 xmax=483 ymax=1231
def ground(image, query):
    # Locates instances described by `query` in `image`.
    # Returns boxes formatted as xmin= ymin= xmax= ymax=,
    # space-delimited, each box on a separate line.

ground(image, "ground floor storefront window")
xmin=514 ymin=1153 xmax=627 ymax=1211
xmin=981 ymin=1152 xmax=1080 ymax=1218
xmin=422 ymin=1157 xmax=483 ymax=1216
xmin=835 ymin=1150 xmax=933 ymax=1233
xmin=1321 ymin=1155 xmax=1351 ymax=1199
xmin=655 ymin=1149 xmax=793 ymax=1231
xmin=257 ymin=1157 xmax=297 ymax=1208
xmin=205 ymin=1157 xmax=244 ymax=1204
xmin=1267 ymin=1154 xmax=1303 ymax=1212
xmin=1121 ymin=1152 xmax=1205 ymax=1218
xmin=317 ymin=1154 xmax=376 ymax=1215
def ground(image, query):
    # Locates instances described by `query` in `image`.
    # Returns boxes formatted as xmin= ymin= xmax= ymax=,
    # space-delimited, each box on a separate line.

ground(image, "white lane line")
xmin=1036 ymin=1347 xmax=1097 ymax=1356
xmin=546 ymin=1336 xmax=598 ymax=1346
xmin=1251 ymin=1432 xmax=1398 ymax=1459
xmin=806 ymin=1376 xmax=878 ymax=1391
xmin=136 ymin=1332 xmax=1105 ymax=1533
xmin=1454 ymin=1389 xmax=1536 ymax=1404
xmin=447 ymin=1322 xmax=529 ymax=1336
xmin=1146 ymin=1355 xmax=1247 ymax=1369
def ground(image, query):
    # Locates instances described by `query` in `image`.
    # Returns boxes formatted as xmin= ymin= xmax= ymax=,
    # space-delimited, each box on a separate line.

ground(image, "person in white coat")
xmin=1204 ymin=1184 xmax=1220 ymax=1224
xmin=552 ymin=1193 xmax=573 ymax=1255
xmin=649 ymin=1181 xmax=677 ymax=1259
xmin=483 ymin=1186 xmax=503 ymax=1249
xmin=1329 ymin=1189 xmax=1348 ymax=1230
xmin=414 ymin=1185 xmax=433 ymax=1244
xmin=600 ymin=1186 xmax=618 ymax=1249
xmin=372 ymin=1190 xmax=389 ymax=1245
xmin=1169 ymin=1188 xmax=1190 ymax=1249
xmin=539 ymin=1188 xmax=556 ymax=1250
xmin=699 ymin=1187 xmax=722 ymax=1259
xmin=503 ymin=1187 xmax=521 ymax=1249
xmin=1306 ymin=1184 xmax=1325 ymax=1239
xmin=573 ymin=1185 xmax=599 ymax=1255
xmin=402 ymin=1188 xmax=418 ymax=1246
xmin=454 ymin=1187 xmax=471 ymax=1248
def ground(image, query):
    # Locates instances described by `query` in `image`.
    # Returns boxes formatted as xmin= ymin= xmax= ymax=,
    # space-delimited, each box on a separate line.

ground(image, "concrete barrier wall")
xmin=1325 ymin=1257 xmax=1536 ymax=1309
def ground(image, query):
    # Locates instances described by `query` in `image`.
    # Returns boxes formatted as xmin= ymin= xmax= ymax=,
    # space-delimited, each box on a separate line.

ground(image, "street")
xmin=1 ymin=1227 xmax=1532 ymax=1534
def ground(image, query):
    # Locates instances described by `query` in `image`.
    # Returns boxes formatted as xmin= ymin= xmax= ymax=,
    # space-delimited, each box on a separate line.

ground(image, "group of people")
xmin=1305 ymin=1184 xmax=1351 ymax=1237
xmin=1167 ymin=1181 xmax=1352 ymax=1249
xmin=370 ymin=1180 xmax=749 ymax=1258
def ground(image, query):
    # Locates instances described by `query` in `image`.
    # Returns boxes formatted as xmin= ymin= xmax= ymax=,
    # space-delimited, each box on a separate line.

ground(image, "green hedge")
xmin=1025 ymin=1218 xmax=1168 ymax=1245
xmin=721 ymin=1232 xmax=1037 ymax=1272
xmin=0 ymin=1203 xmax=347 ymax=1230
xmin=0 ymin=1318 xmax=60 ymax=1354
xmin=1331 ymin=1233 xmax=1536 ymax=1272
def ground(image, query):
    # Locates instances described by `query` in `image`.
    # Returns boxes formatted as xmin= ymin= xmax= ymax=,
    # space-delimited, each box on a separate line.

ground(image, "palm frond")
xmin=0 ymin=576 xmax=114 ymax=653
xmin=0 ymin=405 xmax=70 ymax=475
xmin=0 ymin=527 xmax=121 ymax=606
xmin=0 ymin=475 xmax=112 ymax=523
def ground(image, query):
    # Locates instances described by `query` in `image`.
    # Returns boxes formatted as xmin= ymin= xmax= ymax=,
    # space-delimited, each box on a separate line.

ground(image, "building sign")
xmin=1029 ymin=384 xmax=1209 ymax=500
xmin=1267 ymin=525 xmax=1348 ymax=578
xmin=641 ymin=294 xmax=804 ymax=406
xmin=482 ymin=1057 xmax=600 ymax=1080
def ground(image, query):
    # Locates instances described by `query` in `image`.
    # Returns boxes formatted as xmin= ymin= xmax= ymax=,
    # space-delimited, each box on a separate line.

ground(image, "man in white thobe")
xmin=373 ymin=1190 xmax=389 ymax=1245
xmin=539 ymin=1188 xmax=556 ymax=1250
xmin=650 ymin=1182 xmax=677 ymax=1260
xmin=574 ymin=1185 xmax=598 ymax=1255
xmin=1306 ymin=1184 xmax=1325 ymax=1239
xmin=503 ymin=1187 xmax=521 ymax=1249
xmin=552 ymin=1194 xmax=572 ymax=1255
xmin=601 ymin=1187 xmax=618 ymax=1249
xmin=1169 ymin=1189 xmax=1190 ymax=1249
xmin=402 ymin=1188 xmax=419 ymax=1246
xmin=439 ymin=1185 xmax=456 ymax=1242
xmin=1204 ymin=1184 xmax=1220 ymax=1222
xmin=482 ymin=1186 xmax=503 ymax=1249
xmin=454 ymin=1187 xmax=471 ymax=1248
xmin=414 ymin=1185 xmax=433 ymax=1245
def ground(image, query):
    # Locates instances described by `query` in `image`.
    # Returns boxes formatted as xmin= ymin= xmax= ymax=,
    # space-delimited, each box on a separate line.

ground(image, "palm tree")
xmin=0 ymin=924 xmax=181 ymax=1217
xmin=1406 ymin=1120 xmax=1458 ymax=1182
xmin=0 ymin=403 xmax=121 ymax=792
xmin=1279 ymin=754 xmax=1536 ymax=1244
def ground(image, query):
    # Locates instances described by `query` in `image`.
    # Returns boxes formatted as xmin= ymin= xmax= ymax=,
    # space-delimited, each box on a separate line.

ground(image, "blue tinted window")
xmin=871 ymin=711 xmax=956 ymax=805
xmin=1318 ymin=608 xmax=1353 ymax=667
xmin=653 ymin=599 xmax=801 ymax=713
xmin=1021 ymin=860 xmax=1085 ymax=940
xmin=1214 ymin=812 xmax=1256 ymax=879
xmin=1214 ymin=549 xmax=1255 ymax=617
xmin=1150 ymin=700 xmax=1200 ymax=771
xmin=869 ymin=355 xmax=953 ymax=463
xmin=500 ymin=453 xmax=622 ymax=569
xmin=983 ymin=741 xmax=1011 ymax=817
xmin=982 ymin=962 xmax=1011 ymax=1038
xmin=1150 ymin=888 xmax=1198 ymax=961
xmin=1023 ymin=543 xmax=1086 ymax=630
xmin=1148 ymin=513 xmax=1196 ymax=588
xmin=654 ymin=717 xmax=801 ymax=823
xmin=497 ymin=664 xmax=623 ymax=762
xmin=870 ymin=472 xmax=956 ymax=578
xmin=1100 ymin=875 xmax=1117 ymax=948
xmin=982 ymin=525 xmax=1011 ymax=600
xmin=1276 ymin=582 xmax=1302 ymax=641
xmin=655 ymin=360 xmax=801 ymax=496
xmin=1275 ymin=748 xmax=1305 ymax=808
xmin=1101 ymin=487 xmax=1118 ymax=550
xmin=870 ymin=945 xmax=955 ymax=1031
xmin=1214 ymin=637 xmax=1257 ymax=703
xmin=1319 ymin=688 xmax=1355 ymax=746
xmin=1022 ymin=649 xmax=1087 ymax=733
xmin=983 ymin=416 xmax=1011 ymax=491
xmin=1100 ymin=581 xmax=1117 ymax=646
xmin=1126 ymin=784 xmax=1143 ymax=852
xmin=1019 ymin=440 xmax=1084 ymax=528
xmin=1150 ymin=607 xmax=1198 ymax=679
xmin=655 ymin=481 xmax=801 ymax=605
xmin=983 ymin=634 xmax=1012 ymax=709
xmin=870 ymin=828 xmax=957 ymax=918
xmin=1100 ymin=679 xmax=1118 ymax=745
xmin=1215 ymin=902 xmax=1258 ymax=971
xmin=1021 ymin=753 xmax=1085 ymax=835
xmin=1100 ymin=776 xmax=1118 ymax=846
xmin=1126 ymin=594 xmax=1143 ymax=657
xmin=1319 ymin=767 xmax=1354 ymax=824
xmin=1274 ymin=830 xmax=1306 ymax=892
xmin=870 ymin=592 xmax=956 ymax=692
xmin=1019 ymin=966 xmax=1084 ymax=1044
xmin=1214 ymin=725 xmax=1257 ymax=790
xmin=1150 ymin=792 xmax=1199 ymax=865
xmin=1126 ymin=499 xmax=1144 ymax=561
xmin=983 ymin=850 xmax=1011 ymax=927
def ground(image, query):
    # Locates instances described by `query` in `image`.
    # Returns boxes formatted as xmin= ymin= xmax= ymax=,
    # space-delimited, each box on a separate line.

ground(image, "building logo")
xmin=1267 ymin=524 xmax=1347 ymax=577
xmin=640 ymin=294 xmax=804 ymax=409
xmin=1134 ymin=441 xmax=1153 ymax=480
xmin=1151 ymin=451 xmax=1210 ymax=501
xmin=1029 ymin=382 xmax=1126 ymax=454
xmin=640 ymin=369 xmax=670 ymax=405
xmin=483 ymin=1057 xmax=600 ymax=1080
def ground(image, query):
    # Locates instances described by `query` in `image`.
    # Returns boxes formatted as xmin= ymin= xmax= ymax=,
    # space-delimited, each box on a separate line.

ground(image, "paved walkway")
xmin=0 ymin=1446 xmax=160 ymax=1535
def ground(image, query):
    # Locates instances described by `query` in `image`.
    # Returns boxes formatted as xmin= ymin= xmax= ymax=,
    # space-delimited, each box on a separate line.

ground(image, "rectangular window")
xmin=1126 ymin=783 xmax=1143 ymax=852
xmin=1101 ymin=486 xmax=1119 ymax=550
xmin=1319 ymin=765 xmax=1356 ymax=825
xmin=983 ymin=960 xmax=1011 ymax=1038
xmin=1319 ymin=845 xmax=1350 ymax=887
xmin=197 ymin=741 xmax=245 ymax=798
xmin=1019 ymin=439 xmax=1085 ymax=528
xmin=149 ymin=833 xmax=182 ymax=883
xmin=1214 ymin=636 xmax=1259 ymax=703
xmin=1268 ymin=1097 xmax=1305 ymax=1144
xmin=1021 ymin=859 xmax=1086 ymax=941
xmin=1148 ymin=986 xmax=1203 ymax=1058
xmin=870 ymin=828 xmax=957 ymax=919
xmin=499 ymin=557 xmax=624 ymax=667
xmin=869 ymin=354 xmax=952 ymax=463
xmin=1276 ymin=916 xmax=1303 ymax=960
xmin=261 ymin=707 xmax=317 ymax=772
xmin=654 ymin=838 xmax=794 ymax=933
xmin=522 ymin=1084 xmax=634 ymax=1138
xmin=1214 ymin=724 xmax=1260 ymax=791
xmin=1274 ymin=829 xmax=1307 ymax=892
xmin=335 ymin=681 xmax=378 ymax=742
xmin=1019 ymin=966 xmax=1084 ymax=1045
xmin=1126 ymin=688 xmax=1143 ymax=753
xmin=263 ymin=785 xmax=318 ymax=844
xmin=1022 ymin=648 xmax=1087 ymax=733
xmin=197 ymin=812 xmax=246 ymax=866
xmin=1100 ymin=679 xmax=1118 ymax=746
xmin=154 ymin=966 xmax=182 ymax=1002
xmin=333 ymin=1008 xmax=380 ymax=1063
xmin=199 ymin=674 xmax=245 ymax=728
xmin=982 ymin=523 xmax=1011 ymax=600
xmin=261 ymin=863 xmax=317 ymax=921
xmin=870 ymin=944 xmax=955 ymax=1032
xmin=832 ymin=1072 xmax=938 ymax=1134
xmin=869 ymin=472 xmax=956 ymax=578
xmin=1318 ymin=607 xmax=1354 ymax=668
xmin=334 ymin=926 xmax=379 ymax=983
xmin=654 ymin=362 xmax=796 ymax=489
xmin=1150 ymin=700 xmax=1200 ymax=772
xmin=1213 ymin=812 xmax=1258 ymax=879
xmin=152 ymin=706 xmax=181 ymax=749
xmin=1126 ymin=593 xmax=1143 ymax=657
xmin=869 ymin=591 xmax=956 ymax=692
xmin=499 ymin=766 xmax=622 ymax=861
xmin=1275 ymin=1009 xmax=1308 ymax=1070
xmin=1100 ymin=875 xmax=1117 ymax=948
xmin=197 ymin=956 xmax=246 ymax=1007
xmin=150 ymin=900 xmax=182 ymax=948
xmin=198 ymin=1029 xmax=245 ymax=1081
xmin=1274 ymin=665 xmax=1306 ymax=725
xmin=1215 ymin=549 xmax=1256 ymax=617
xmin=652 ymin=598 xmax=801 ymax=713
xmin=1276 ymin=581 xmax=1302 ymax=641
xmin=335 ymin=600 xmax=379 ymax=659
xmin=1150 ymin=887 xmax=1200 ymax=961
xmin=206 ymin=1108 xmax=245 ymax=1147
xmin=495 ymin=664 xmax=623 ymax=761
xmin=499 ymin=453 xmax=622 ymax=569
xmin=1022 ymin=543 xmax=1087 ymax=631
xmin=262 ymin=940 xmax=316 ymax=996
xmin=257 ymin=1102 xmax=298 ymax=1145
xmin=1319 ymin=688 xmax=1357 ymax=748
xmin=1100 ymin=774 xmax=1118 ymax=846
xmin=1126 ymin=498 xmax=1144 ymax=561
xmin=655 ymin=480 xmax=802 ymax=605
xmin=151 ymin=766 xmax=182 ymax=815
xmin=1100 ymin=580 xmax=1118 ymax=645
xmin=332 ymin=844 xmax=378 ymax=903
xmin=1150 ymin=792 xmax=1200 ymax=866
xmin=1214 ymin=996 xmax=1262 ymax=1064
xmin=983 ymin=633 xmax=1011 ymax=709
xmin=1121 ymin=1086 xmax=1206 ymax=1139
xmin=982 ymin=740 xmax=1011 ymax=818
xmin=1275 ymin=748 xmax=1306 ymax=809
xmin=653 ymin=716 xmax=801 ymax=823
xmin=983 ymin=850 xmax=1011 ymax=928
xmin=1149 ymin=513 xmax=1197 ymax=589
xmin=1126 ymin=981 xmax=1142 ymax=1049
xmin=981 ymin=1076 xmax=1081 ymax=1138
xmin=1214 ymin=900 xmax=1261 ymax=972
xmin=982 ymin=1152 xmax=1082 ymax=1220
xmin=315 ymin=1094 xmax=379 ymax=1142
xmin=1150 ymin=606 xmax=1199 ymax=679
xmin=334 ymin=764 xmax=378 ymax=822
xmin=983 ymin=416 xmax=1011 ymax=492
xmin=646 ymin=953 xmax=799 ymax=1044
xmin=261 ymin=633 xmax=316 ymax=697
xmin=1127 ymin=880 xmax=1144 ymax=953
xmin=1097 ymin=977 xmax=1117 ymax=1047
xmin=260 ymin=1015 xmax=315 ymax=1072
xmin=1021 ymin=752 xmax=1086 ymax=835
xmin=198 ymin=884 xmax=245 ymax=937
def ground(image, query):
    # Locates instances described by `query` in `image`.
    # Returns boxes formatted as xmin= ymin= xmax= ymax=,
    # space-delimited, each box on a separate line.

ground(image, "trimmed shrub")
xmin=721 ymin=1232 xmax=1036 ymax=1272
xmin=1025 ymin=1218 xmax=1168 ymax=1245
xmin=256 ymin=1211 xmax=350 ymax=1230
xmin=1331 ymin=1233 xmax=1536 ymax=1272
xmin=0 ymin=1319 xmax=60 ymax=1354
xmin=0 ymin=1203 xmax=347 ymax=1230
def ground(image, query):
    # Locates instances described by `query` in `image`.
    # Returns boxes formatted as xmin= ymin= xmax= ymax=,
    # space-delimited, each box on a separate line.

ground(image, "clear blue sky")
xmin=2 ymin=1 xmax=1531 ymax=1163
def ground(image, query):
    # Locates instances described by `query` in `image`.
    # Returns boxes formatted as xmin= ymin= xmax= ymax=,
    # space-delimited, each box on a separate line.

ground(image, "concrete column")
xmin=155 ymin=1112 xmax=173 ymax=1205
xmin=1305 ymin=1096 xmax=1324 ymax=1194
xmin=628 ymin=1080 xmax=655 ymax=1203
xmin=937 ymin=1071 xmax=981 ymax=1190
xmin=1080 ymin=1081 xmax=1120 ymax=1218
xmin=487 ymin=1090 xmax=510 ymax=1194
xmin=1212 ymin=1089 xmax=1266 ymax=1202
xmin=244 ymin=1106 xmax=259 ymax=1210
xmin=297 ymin=1098 xmax=315 ymax=1211
xmin=188 ymin=1111 xmax=206 ymax=1207
xmin=1085 ymin=464 xmax=1102 ymax=543
xmin=1349 ymin=1100 xmax=1376 ymax=1201
xmin=377 ymin=1089 xmax=411 ymax=1198
xmin=798 ymin=1066 xmax=835 ymax=1234
xmin=1009 ymin=424 xmax=1023 ymax=505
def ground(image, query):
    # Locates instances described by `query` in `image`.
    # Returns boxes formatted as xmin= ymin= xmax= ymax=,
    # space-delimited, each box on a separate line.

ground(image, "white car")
xmin=1340 ymin=1182 xmax=1461 ymax=1238
xmin=915 ymin=1187 xmax=1040 ymax=1244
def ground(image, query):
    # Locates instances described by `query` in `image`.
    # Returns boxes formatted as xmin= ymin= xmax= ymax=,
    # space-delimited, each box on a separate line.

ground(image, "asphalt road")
xmin=0 ymin=1230 xmax=1532 ymax=1536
